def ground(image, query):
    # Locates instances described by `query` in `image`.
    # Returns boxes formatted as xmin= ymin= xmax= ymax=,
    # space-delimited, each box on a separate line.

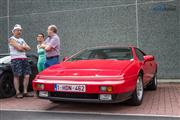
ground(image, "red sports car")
xmin=33 ymin=46 xmax=157 ymax=105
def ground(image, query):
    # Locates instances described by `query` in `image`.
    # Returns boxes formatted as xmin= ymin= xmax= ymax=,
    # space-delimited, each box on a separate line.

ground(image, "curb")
xmin=1 ymin=109 xmax=180 ymax=118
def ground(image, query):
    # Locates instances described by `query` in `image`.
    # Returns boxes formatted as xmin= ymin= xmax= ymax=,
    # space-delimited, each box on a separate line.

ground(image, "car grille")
xmin=50 ymin=92 xmax=99 ymax=99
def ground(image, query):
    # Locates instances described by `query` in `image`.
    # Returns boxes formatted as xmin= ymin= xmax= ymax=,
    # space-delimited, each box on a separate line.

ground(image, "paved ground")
xmin=1 ymin=110 xmax=179 ymax=120
xmin=0 ymin=83 xmax=180 ymax=117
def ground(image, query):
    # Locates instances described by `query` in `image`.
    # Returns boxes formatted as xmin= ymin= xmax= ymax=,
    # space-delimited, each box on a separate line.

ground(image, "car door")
xmin=135 ymin=49 xmax=152 ymax=84
xmin=146 ymin=56 xmax=157 ymax=78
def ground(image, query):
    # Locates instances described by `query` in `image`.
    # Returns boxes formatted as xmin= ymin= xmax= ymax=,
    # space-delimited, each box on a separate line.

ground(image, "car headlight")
xmin=36 ymin=84 xmax=44 ymax=90
xmin=100 ymin=86 xmax=113 ymax=92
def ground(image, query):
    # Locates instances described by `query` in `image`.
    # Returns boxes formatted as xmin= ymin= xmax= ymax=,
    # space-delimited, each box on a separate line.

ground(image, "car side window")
xmin=135 ymin=49 xmax=145 ymax=61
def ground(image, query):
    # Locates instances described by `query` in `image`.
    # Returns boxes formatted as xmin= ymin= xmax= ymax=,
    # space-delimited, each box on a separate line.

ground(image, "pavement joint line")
xmin=1 ymin=109 xmax=180 ymax=118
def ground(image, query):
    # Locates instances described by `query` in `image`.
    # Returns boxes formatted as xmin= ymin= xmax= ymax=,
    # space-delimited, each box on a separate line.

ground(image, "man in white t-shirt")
xmin=8 ymin=24 xmax=33 ymax=98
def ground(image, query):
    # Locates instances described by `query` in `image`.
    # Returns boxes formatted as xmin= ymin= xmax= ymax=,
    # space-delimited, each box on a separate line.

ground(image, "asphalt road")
xmin=0 ymin=110 xmax=179 ymax=120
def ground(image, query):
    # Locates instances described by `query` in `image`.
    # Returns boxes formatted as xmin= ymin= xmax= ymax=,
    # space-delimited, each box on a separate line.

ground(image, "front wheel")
xmin=127 ymin=74 xmax=144 ymax=106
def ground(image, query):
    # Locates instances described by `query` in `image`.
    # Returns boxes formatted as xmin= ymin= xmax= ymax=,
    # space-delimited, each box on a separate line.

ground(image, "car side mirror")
xmin=144 ymin=55 xmax=154 ymax=61
xmin=63 ymin=57 xmax=69 ymax=61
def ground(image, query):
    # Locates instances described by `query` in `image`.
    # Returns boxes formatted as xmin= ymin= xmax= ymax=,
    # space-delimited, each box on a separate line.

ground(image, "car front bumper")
xmin=36 ymin=91 xmax=133 ymax=103
xmin=33 ymin=75 xmax=137 ymax=103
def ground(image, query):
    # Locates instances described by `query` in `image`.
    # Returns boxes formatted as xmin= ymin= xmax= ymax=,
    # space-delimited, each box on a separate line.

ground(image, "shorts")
xmin=11 ymin=59 xmax=32 ymax=76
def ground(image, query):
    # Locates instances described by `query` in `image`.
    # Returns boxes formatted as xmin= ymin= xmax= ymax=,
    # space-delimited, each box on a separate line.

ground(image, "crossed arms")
xmin=8 ymin=39 xmax=31 ymax=52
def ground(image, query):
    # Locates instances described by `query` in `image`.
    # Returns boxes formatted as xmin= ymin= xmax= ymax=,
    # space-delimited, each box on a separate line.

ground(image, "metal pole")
xmin=7 ymin=0 xmax=10 ymax=38
xmin=135 ymin=0 xmax=139 ymax=48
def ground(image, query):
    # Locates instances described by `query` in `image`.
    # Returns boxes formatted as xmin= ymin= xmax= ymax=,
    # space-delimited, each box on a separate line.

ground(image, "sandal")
xmin=23 ymin=93 xmax=34 ymax=97
xmin=15 ymin=93 xmax=23 ymax=99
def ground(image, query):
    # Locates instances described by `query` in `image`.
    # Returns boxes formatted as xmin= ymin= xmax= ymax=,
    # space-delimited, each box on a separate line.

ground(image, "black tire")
xmin=127 ymin=74 xmax=144 ymax=106
xmin=146 ymin=73 xmax=157 ymax=90
xmin=0 ymin=72 xmax=15 ymax=98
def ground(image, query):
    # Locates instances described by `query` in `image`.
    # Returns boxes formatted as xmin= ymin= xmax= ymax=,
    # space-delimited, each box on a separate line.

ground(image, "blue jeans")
xmin=44 ymin=56 xmax=60 ymax=69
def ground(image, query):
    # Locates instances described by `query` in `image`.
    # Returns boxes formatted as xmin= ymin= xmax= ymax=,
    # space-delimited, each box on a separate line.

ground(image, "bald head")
xmin=47 ymin=25 xmax=58 ymax=37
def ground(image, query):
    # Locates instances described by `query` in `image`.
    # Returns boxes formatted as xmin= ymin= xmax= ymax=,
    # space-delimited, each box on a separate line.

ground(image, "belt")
xmin=12 ymin=58 xmax=28 ymax=60
xmin=46 ymin=55 xmax=59 ymax=60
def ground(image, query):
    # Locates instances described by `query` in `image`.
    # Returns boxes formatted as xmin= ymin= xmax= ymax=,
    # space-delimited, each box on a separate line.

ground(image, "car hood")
xmin=0 ymin=56 xmax=11 ymax=64
xmin=38 ymin=60 xmax=133 ymax=78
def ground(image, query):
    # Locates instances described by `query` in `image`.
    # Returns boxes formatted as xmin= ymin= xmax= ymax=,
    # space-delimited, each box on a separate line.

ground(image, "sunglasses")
xmin=14 ymin=29 xmax=22 ymax=32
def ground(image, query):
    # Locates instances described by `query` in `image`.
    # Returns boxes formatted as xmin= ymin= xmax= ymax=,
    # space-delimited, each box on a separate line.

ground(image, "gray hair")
xmin=48 ymin=25 xmax=58 ymax=33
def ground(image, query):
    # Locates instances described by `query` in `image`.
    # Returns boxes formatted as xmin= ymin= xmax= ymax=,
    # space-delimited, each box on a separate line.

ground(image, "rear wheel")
xmin=0 ymin=72 xmax=15 ymax=98
xmin=146 ymin=73 xmax=157 ymax=90
xmin=127 ymin=74 xmax=144 ymax=106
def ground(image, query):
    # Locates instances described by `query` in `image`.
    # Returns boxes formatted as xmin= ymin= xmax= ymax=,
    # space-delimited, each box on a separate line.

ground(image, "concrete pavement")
xmin=0 ymin=83 xmax=180 ymax=117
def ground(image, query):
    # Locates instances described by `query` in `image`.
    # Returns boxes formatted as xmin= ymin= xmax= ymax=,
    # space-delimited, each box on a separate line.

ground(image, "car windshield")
xmin=68 ymin=47 xmax=133 ymax=61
